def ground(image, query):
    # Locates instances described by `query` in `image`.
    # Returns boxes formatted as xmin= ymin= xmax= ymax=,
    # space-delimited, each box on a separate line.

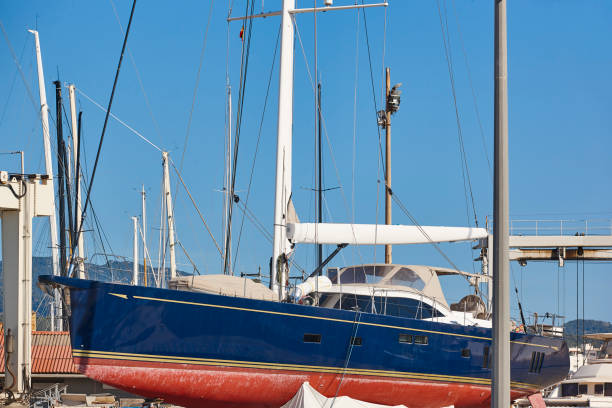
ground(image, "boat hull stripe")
xmin=72 ymin=349 xmax=538 ymax=390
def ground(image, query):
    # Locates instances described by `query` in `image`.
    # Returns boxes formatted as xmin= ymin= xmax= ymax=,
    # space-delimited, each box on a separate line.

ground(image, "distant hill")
xmin=0 ymin=256 xmax=190 ymax=329
xmin=563 ymin=319 xmax=612 ymax=347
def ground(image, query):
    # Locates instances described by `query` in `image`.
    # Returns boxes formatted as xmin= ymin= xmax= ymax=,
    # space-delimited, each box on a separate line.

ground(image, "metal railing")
xmin=30 ymin=383 xmax=68 ymax=408
xmin=487 ymin=218 xmax=612 ymax=236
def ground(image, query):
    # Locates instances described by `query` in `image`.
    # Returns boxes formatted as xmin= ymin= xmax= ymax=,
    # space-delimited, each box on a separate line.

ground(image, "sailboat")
xmin=40 ymin=1 xmax=569 ymax=407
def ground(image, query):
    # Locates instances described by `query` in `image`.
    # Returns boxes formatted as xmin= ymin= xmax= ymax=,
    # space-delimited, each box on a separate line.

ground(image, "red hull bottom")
xmin=75 ymin=357 xmax=532 ymax=408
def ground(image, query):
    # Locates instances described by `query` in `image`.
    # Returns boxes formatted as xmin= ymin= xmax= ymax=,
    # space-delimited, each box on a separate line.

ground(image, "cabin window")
xmin=595 ymin=384 xmax=604 ymax=395
xmin=350 ymin=337 xmax=362 ymax=346
xmin=384 ymin=297 xmax=445 ymax=319
xmin=388 ymin=268 xmax=426 ymax=291
xmin=605 ymin=383 xmax=612 ymax=397
xmin=561 ymin=383 xmax=578 ymax=397
xmin=578 ymin=384 xmax=588 ymax=395
xmin=327 ymin=268 xmax=339 ymax=282
xmin=483 ymin=346 xmax=491 ymax=369
xmin=414 ymin=335 xmax=428 ymax=345
xmin=303 ymin=334 xmax=321 ymax=343
xmin=461 ymin=348 xmax=471 ymax=358
xmin=328 ymin=294 xmax=445 ymax=319
xmin=398 ymin=334 xmax=413 ymax=344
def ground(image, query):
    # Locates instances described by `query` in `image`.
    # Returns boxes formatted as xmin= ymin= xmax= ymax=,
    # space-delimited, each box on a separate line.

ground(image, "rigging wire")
xmin=435 ymin=0 xmax=479 ymax=228
xmin=1 ymin=20 xmax=59 ymax=150
xmin=232 ymin=24 xmax=281 ymax=270
xmin=73 ymin=86 xmax=162 ymax=152
xmin=351 ymin=7 xmax=360 ymax=227
xmin=169 ymin=159 xmax=223 ymax=257
xmin=178 ymin=0 xmax=216 ymax=174
xmin=224 ymin=0 xmax=256 ymax=275
xmin=0 ymin=32 xmax=27 ymax=130
xmin=108 ymin=0 xmax=163 ymax=143
xmin=171 ymin=0 xmax=216 ymax=259
xmin=582 ymin=257 xmax=585 ymax=355
xmin=389 ymin=187 xmax=484 ymax=298
xmin=576 ymin=258 xmax=580 ymax=352
xmin=330 ymin=311 xmax=362 ymax=407
xmin=359 ymin=1 xmax=385 ymax=263
xmin=0 ymin=21 xmax=39 ymax=112
xmin=293 ymin=18 xmax=369 ymax=269
xmin=379 ymin=4 xmax=388 ymax=113
xmin=157 ymin=177 xmax=165 ymax=280
xmin=450 ymin=0 xmax=492 ymax=178
xmin=234 ymin=198 xmax=307 ymax=276
xmin=69 ymin=0 xmax=138 ymax=277
xmin=235 ymin=200 xmax=273 ymax=243
xmin=138 ymin=221 xmax=159 ymax=287
xmin=176 ymin=239 xmax=201 ymax=275
xmin=359 ymin=3 xmax=385 ymax=176
xmin=313 ymin=0 xmax=320 ymax=267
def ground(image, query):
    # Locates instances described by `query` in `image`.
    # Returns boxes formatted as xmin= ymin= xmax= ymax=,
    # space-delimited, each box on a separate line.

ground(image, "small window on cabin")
xmin=461 ymin=348 xmax=471 ymax=358
xmin=327 ymin=267 xmax=339 ymax=283
xmin=414 ymin=335 xmax=428 ymax=345
xmin=595 ymin=384 xmax=604 ymax=395
xmin=350 ymin=337 xmax=362 ymax=346
xmin=561 ymin=383 xmax=578 ymax=397
xmin=399 ymin=334 xmax=413 ymax=344
xmin=605 ymin=383 xmax=612 ymax=397
xmin=578 ymin=384 xmax=588 ymax=395
xmin=303 ymin=334 xmax=321 ymax=343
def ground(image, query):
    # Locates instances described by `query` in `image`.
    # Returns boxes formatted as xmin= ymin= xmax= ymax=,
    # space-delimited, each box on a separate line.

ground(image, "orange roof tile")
xmin=0 ymin=326 xmax=80 ymax=374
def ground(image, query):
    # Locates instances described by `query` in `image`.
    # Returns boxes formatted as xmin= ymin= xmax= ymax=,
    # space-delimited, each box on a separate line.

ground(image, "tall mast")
xmin=53 ymin=81 xmax=67 ymax=277
xmin=317 ymin=83 xmax=323 ymax=270
xmin=271 ymin=0 xmax=295 ymax=299
xmin=492 ymin=0 xmax=510 ymax=407
xmin=132 ymin=216 xmax=139 ymax=285
xmin=28 ymin=29 xmax=61 ymax=329
xmin=384 ymin=68 xmax=392 ymax=264
xmin=162 ymin=152 xmax=177 ymax=282
xmin=68 ymin=84 xmax=86 ymax=279
xmin=141 ymin=185 xmax=148 ymax=287
xmin=223 ymin=86 xmax=232 ymax=275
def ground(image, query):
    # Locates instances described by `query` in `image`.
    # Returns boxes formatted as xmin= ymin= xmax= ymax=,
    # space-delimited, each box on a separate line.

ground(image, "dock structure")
xmin=0 ymin=171 xmax=55 ymax=396
xmin=477 ymin=219 xmax=612 ymax=312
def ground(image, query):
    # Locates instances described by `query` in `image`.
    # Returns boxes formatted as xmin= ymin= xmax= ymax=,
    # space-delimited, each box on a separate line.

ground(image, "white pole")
xmin=271 ymin=0 xmax=295 ymax=300
xmin=162 ymin=152 xmax=177 ymax=281
xmin=492 ymin=0 xmax=510 ymax=407
xmin=141 ymin=185 xmax=148 ymax=287
xmin=28 ymin=29 xmax=61 ymax=330
xmin=68 ymin=84 xmax=86 ymax=279
xmin=132 ymin=216 xmax=139 ymax=285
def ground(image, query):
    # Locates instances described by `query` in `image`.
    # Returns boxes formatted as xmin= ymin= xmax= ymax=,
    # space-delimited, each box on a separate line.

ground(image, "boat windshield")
xmin=319 ymin=294 xmax=444 ymax=319
xmin=597 ymin=340 xmax=612 ymax=359
xmin=330 ymin=265 xmax=425 ymax=291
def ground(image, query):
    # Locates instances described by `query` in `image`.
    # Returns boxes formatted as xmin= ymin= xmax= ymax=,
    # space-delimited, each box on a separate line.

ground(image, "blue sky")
xmin=1 ymin=1 xmax=611 ymax=323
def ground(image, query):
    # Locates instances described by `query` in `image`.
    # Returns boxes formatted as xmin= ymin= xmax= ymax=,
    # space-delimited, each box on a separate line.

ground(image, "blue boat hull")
xmin=40 ymin=275 xmax=569 ymax=408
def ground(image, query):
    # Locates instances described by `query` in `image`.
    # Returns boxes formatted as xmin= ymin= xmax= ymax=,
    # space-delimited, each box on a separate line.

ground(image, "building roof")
xmin=0 ymin=326 xmax=80 ymax=374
